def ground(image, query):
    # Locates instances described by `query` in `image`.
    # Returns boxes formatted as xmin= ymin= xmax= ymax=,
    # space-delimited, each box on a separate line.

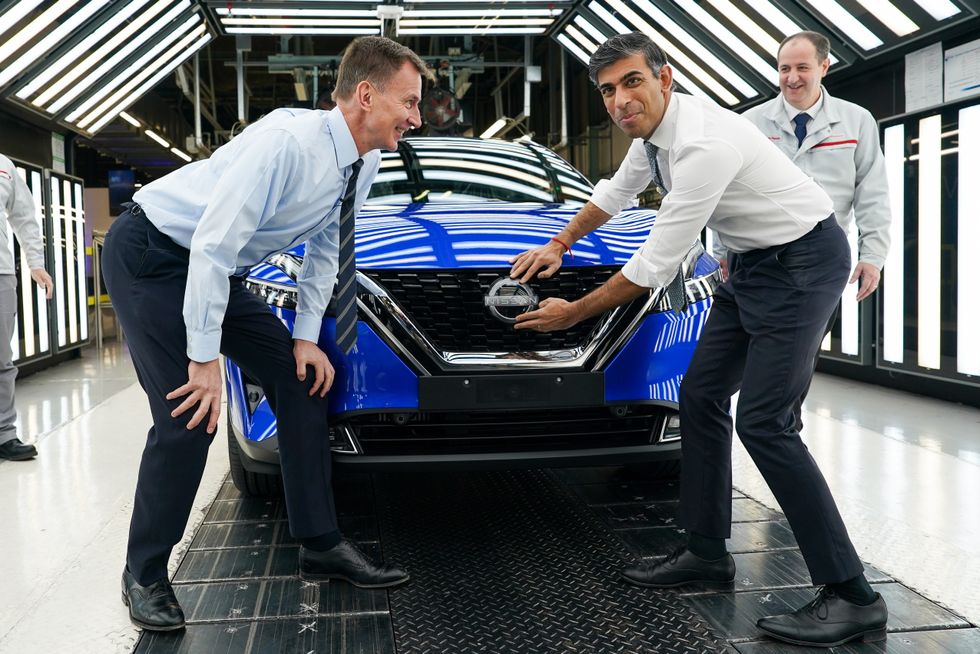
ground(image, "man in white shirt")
xmin=736 ymin=31 xmax=891 ymax=432
xmin=509 ymin=32 xmax=886 ymax=648
xmin=0 ymin=154 xmax=53 ymax=462
xmin=103 ymin=37 xmax=427 ymax=631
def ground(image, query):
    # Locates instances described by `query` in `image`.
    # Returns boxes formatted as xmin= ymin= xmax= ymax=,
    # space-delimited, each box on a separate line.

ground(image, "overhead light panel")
xmin=0 ymin=1 xmax=46 ymax=39
xmin=854 ymin=0 xmax=919 ymax=36
xmin=0 ymin=0 xmax=77 ymax=71
xmin=911 ymin=0 xmax=960 ymax=20
xmin=572 ymin=15 xmax=607 ymax=45
xmin=556 ymin=33 xmax=591 ymax=65
xmin=480 ymin=118 xmax=509 ymax=139
xmin=145 ymin=129 xmax=170 ymax=147
xmin=170 ymin=147 xmax=192 ymax=162
xmin=119 ymin=111 xmax=141 ymax=127
xmin=708 ymin=0 xmax=780 ymax=56
xmin=800 ymin=0 xmax=884 ymax=50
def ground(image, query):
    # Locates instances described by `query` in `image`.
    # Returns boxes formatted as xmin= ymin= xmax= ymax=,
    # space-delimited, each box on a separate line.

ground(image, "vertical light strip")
xmin=917 ymin=114 xmax=941 ymax=369
xmin=31 ymin=170 xmax=48 ymax=354
xmin=821 ymin=329 xmax=832 ymax=351
xmin=841 ymin=229 xmax=860 ymax=355
xmin=883 ymin=124 xmax=905 ymax=363
xmin=63 ymin=179 xmax=78 ymax=345
xmin=49 ymin=177 xmax=66 ymax=347
xmin=74 ymin=183 xmax=88 ymax=341
xmin=957 ymin=105 xmax=980 ymax=375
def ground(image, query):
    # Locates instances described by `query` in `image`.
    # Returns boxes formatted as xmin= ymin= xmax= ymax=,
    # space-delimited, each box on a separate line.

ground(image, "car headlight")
xmin=244 ymin=253 xmax=301 ymax=309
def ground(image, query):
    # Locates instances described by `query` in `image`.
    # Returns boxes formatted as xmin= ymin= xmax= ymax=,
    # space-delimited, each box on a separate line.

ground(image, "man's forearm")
xmin=555 ymin=201 xmax=613 ymax=245
xmin=570 ymin=271 xmax=649 ymax=322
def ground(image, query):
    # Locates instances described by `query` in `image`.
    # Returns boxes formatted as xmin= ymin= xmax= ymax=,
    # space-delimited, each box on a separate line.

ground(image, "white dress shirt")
xmin=782 ymin=90 xmax=824 ymax=126
xmin=134 ymin=108 xmax=380 ymax=362
xmin=0 ymin=154 xmax=45 ymax=275
xmin=589 ymin=93 xmax=833 ymax=290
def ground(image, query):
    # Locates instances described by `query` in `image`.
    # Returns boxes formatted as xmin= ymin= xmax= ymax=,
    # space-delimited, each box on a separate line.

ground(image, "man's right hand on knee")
xmin=166 ymin=359 xmax=222 ymax=434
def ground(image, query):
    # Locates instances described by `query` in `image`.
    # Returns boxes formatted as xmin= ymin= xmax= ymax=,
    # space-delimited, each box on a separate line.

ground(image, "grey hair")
xmin=588 ymin=32 xmax=668 ymax=87
xmin=778 ymin=31 xmax=831 ymax=63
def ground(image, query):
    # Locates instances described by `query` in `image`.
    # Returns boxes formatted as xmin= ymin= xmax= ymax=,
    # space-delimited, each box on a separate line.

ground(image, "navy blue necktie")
xmin=643 ymin=142 xmax=686 ymax=314
xmin=793 ymin=112 xmax=810 ymax=148
xmin=334 ymin=158 xmax=363 ymax=354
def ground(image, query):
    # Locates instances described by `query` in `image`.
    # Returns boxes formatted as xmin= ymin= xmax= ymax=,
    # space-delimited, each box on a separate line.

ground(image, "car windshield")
xmin=367 ymin=137 xmax=593 ymax=206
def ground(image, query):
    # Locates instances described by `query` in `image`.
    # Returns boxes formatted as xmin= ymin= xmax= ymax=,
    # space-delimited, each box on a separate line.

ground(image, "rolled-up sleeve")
xmin=589 ymin=140 xmax=653 ymax=216
xmin=184 ymin=131 xmax=300 ymax=361
xmin=622 ymin=139 xmax=742 ymax=288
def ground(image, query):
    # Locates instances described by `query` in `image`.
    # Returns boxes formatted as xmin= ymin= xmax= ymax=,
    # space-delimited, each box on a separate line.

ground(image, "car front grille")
xmin=349 ymin=406 xmax=666 ymax=456
xmin=361 ymin=267 xmax=620 ymax=353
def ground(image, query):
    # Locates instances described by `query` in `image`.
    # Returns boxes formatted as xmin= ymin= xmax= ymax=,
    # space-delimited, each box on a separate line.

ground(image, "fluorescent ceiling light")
xmin=674 ymin=0 xmax=778 ymax=84
xmin=119 ymin=111 xmax=141 ymax=126
xmin=144 ymin=130 xmax=170 ymax=148
xmin=170 ymin=147 xmax=192 ymax=162
xmin=573 ymin=15 xmax=607 ymax=44
xmin=68 ymin=15 xmax=202 ymax=123
xmin=632 ymin=0 xmax=758 ymax=97
xmin=480 ymin=118 xmax=508 ymax=139
xmin=404 ymin=9 xmax=561 ymax=17
xmin=222 ymin=18 xmax=380 ymax=26
xmin=556 ymin=33 xmax=591 ymax=65
xmin=215 ymin=7 xmax=376 ymax=17
xmin=745 ymin=0 xmax=802 ymax=35
xmin=0 ymin=0 xmax=45 ymax=39
xmin=0 ymin=0 xmax=111 ymax=87
xmin=912 ymin=0 xmax=959 ymax=20
xmin=86 ymin=32 xmax=211 ymax=134
xmin=605 ymin=0 xmax=741 ymax=104
xmin=80 ymin=25 xmax=210 ymax=128
xmin=226 ymin=27 xmax=380 ymax=35
xmin=854 ymin=0 xmax=918 ymax=36
xmin=0 ymin=0 xmax=77 ymax=69
xmin=43 ymin=0 xmax=189 ymax=113
xmin=564 ymin=25 xmax=598 ymax=54
xmin=588 ymin=1 xmax=714 ymax=103
xmin=800 ymin=0 xmax=883 ymax=50
xmin=15 ymin=0 xmax=151 ymax=100
xmin=708 ymin=0 xmax=780 ymax=55
xmin=397 ymin=27 xmax=546 ymax=35
xmin=399 ymin=19 xmax=553 ymax=27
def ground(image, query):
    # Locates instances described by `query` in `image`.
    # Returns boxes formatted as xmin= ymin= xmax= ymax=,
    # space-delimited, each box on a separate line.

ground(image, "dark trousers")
xmin=679 ymin=217 xmax=864 ymax=585
xmin=792 ymin=302 xmax=840 ymax=432
xmin=102 ymin=208 xmax=339 ymax=586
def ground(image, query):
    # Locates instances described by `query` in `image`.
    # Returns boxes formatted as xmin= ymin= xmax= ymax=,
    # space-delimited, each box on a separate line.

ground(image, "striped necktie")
xmin=643 ymin=142 xmax=687 ymax=315
xmin=334 ymin=158 xmax=363 ymax=354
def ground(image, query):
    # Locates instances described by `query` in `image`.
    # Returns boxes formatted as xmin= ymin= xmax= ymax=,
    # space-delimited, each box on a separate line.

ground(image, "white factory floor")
xmin=0 ymin=340 xmax=977 ymax=653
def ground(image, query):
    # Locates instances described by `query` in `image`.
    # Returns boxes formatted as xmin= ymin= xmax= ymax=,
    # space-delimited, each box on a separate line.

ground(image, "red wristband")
xmin=551 ymin=237 xmax=573 ymax=259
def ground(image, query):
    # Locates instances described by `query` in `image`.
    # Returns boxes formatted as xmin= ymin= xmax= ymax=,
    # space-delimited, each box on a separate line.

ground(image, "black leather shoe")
xmin=121 ymin=568 xmax=185 ymax=631
xmin=757 ymin=587 xmax=888 ymax=647
xmin=0 ymin=438 xmax=37 ymax=461
xmin=621 ymin=547 xmax=735 ymax=588
xmin=299 ymin=539 xmax=409 ymax=588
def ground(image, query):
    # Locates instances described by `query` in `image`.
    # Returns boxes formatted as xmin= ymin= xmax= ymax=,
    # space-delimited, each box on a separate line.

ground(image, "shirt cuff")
xmin=293 ymin=314 xmax=323 ymax=344
xmin=621 ymin=251 xmax=669 ymax=289
xmin=858 ymin=254 xmax=885 ymax=269
xmin=589 ymin=179 xmax=628 ymax=217
xmin=186 ymin=329 xmax=222 ymax=363
xmin=26 ymin=255 xmax=45 ymax=270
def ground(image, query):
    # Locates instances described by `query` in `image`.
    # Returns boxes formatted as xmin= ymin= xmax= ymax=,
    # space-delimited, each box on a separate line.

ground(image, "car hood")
xmin=346 ymin=201 xmax=656 ymax=269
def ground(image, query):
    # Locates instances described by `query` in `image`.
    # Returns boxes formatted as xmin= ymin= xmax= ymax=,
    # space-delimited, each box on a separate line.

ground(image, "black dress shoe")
xmin=121 ymin=568 xmax=185 ymax=631
xmin=757 ymin=587 xmax=888 ymax=647
xmin=621 ymin=547 xmax=735 ymax=588
xmin=0 ymin=438 xmax=37 ymax=461
xmin=299 ymin=539 xmax=410 ymax=588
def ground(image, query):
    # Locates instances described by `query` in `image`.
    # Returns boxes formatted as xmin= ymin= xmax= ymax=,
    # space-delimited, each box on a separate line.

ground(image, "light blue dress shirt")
xmin=133 ymin=107 xmax=380 ymax=362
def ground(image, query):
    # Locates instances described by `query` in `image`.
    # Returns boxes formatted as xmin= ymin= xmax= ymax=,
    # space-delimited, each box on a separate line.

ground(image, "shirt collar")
xmin=326 ymin=107 xmax=361 ymax=169
xmin=647 ymin=91 xmax=679 ymax=150
xmin=782 ymin=88 xmax=823 ymax=123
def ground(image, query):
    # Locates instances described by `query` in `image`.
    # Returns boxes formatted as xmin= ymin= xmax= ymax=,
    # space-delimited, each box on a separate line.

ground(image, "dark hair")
xmin=588 ymin=32 xmax=668 ymax=87
xmin=334 ymin=36 xmax=431 ymax=101
xmin=778 ymin=31 xmax=831 ymax=63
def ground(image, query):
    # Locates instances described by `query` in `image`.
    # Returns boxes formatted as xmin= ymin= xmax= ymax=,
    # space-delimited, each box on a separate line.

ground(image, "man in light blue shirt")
xmin=103 ymin=36 xmax=428 ymax=632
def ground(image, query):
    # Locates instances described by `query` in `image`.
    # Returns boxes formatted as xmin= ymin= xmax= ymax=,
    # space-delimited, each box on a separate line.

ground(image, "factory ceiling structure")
xmin=1 ymin=0 xmax=978 ymax=174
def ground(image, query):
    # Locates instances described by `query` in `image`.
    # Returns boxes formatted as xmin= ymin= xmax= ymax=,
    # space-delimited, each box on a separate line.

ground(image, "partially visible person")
xmin=104 ymin=36 xmax=427 ymax=632
xmin=0 ymin=154 xmax=53 ymax=462
xmin=724 ymin=30 xmax=891 ymax=431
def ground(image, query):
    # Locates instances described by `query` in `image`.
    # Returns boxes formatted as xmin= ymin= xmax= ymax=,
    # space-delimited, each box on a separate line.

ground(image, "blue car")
xmin=225 ymin=137 xmax=721 ymax=495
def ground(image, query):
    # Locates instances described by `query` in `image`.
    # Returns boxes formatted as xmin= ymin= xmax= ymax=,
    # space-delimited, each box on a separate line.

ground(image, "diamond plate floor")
xmin=133 ymin=466 xmax=978 ymax=653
